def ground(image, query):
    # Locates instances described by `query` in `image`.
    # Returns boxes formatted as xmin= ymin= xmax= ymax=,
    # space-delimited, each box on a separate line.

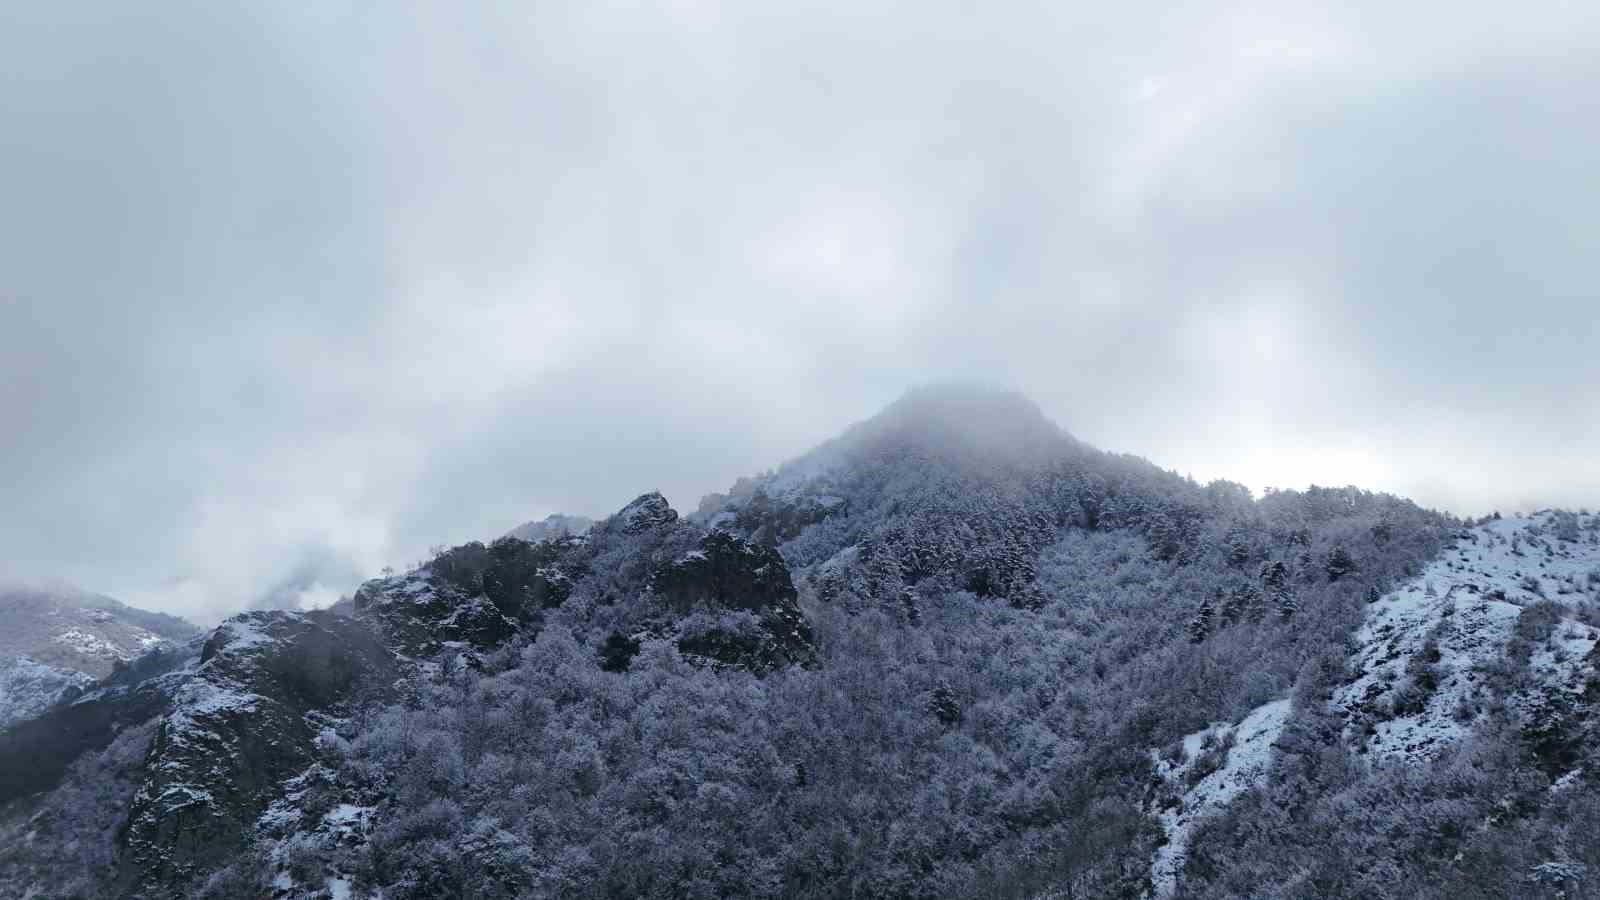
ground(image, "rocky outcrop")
xmin=721 ymin=490 xmax=847 ymax=547
xmin=119 ymin=611 xmax=395 ymax=895
xmin=352 ymin=568 xmax=518 ymax=657
xmin=650 ymin=531 xmax=816 ymax=672
xmin=617 ymin=491 xmax=679 ymax=534
xmin=3 ymin=492 xmax=820 ymax=897
xmin=351 ymin=535 xmax=588 ymax=655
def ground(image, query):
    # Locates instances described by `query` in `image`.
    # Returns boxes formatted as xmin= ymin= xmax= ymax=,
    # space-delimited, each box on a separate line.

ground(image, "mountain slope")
xmin=0 ymin=385 xmax=1517 ymax=899
xmin=1172 ymin=511 xmax=1600 ymax=899
xmin=0 ymin=585 xmax=197 ymax=678
xmin=0 ymin=585 xmax=197 ymax=730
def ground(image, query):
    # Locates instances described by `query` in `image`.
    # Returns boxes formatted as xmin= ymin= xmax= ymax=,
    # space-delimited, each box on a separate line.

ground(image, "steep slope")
xmin=1174 ymin=510 xmax=1600 ymax=899
xmin=1336 ymin=513 xmax=1600 ymax=765
xmin=118 ymin=611 xmax=397 ymax=894
xmin=1145 ymin=699 xmax=1293 ymax=897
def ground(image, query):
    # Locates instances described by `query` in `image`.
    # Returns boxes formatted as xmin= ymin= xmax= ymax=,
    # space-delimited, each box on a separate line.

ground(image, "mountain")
xmin=0 ymin=585 xmax=198 ymax=729
xmin=1 ymin=486 xmax=815 ymax=897
xmin=4 ymin=385 xmax=1599 ymax=899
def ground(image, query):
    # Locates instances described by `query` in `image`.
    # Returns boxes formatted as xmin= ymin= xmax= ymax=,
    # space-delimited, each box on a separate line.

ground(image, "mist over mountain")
xmin=6 ymin=387 xmax=1596 ymax=898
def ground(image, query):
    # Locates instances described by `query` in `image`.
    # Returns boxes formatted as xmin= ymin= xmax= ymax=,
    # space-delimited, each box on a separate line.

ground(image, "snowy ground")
xmin=1144 ymin=512 xmax=1600 ymax=897
xmin=0 ymin=657 xmax=95 ymax=729
xmin=1334 ymin=514 xmax=1600 ymax=763
xmin=1147 ymin=698 xmax=1292 ymax=898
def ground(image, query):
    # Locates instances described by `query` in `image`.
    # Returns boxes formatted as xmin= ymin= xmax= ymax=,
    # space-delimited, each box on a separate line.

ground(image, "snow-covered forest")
xmin=3 ymin=388 xmax=1599 ymax=898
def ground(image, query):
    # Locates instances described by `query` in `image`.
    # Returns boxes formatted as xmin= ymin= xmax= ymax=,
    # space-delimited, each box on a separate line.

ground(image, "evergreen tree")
xmin=1261 ymin=560 xmax=1295 ymax=620
xmin=1325 ymin=546 xmax=1358 ymax=581
xmin=1188 ymin=591 xmax=1218 ymax=643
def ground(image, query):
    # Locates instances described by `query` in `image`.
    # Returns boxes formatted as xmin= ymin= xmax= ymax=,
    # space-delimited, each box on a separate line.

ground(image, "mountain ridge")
xmin=5 ymin=387 xmax=1596 ymax=899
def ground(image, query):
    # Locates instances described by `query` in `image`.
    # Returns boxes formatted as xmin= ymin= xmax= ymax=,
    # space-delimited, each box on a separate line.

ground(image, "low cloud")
xmin=2 ymin=1 xmax=1596 ymax=622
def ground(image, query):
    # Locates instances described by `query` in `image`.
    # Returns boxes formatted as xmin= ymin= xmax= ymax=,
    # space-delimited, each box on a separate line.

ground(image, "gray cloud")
xmin=3 ymin=1 xmax=1597 ymax=622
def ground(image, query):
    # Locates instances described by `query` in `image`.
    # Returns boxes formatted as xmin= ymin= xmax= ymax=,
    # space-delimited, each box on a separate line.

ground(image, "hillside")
xmin=8 ymin=386 xmax=1597 ymax=899
xmin=1143 ymin=511 xmax=1600 ymax=898
xmin=0 ymin=585 xmax=197 ymax=730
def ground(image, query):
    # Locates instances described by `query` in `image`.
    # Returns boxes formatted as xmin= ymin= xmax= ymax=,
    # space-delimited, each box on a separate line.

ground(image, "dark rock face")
xmin=352 ymin=536 xmax=589 ymax=655
xmin=651 ymin=531 xmax=816 ymax=672
xmin=653 ymin=531 xmax=798 ymax=614
xmin=617 ymin=491 xmax=679 ymax=534
xmin=119 ymin=611 xmax=395 ymax=895
xmin=726 ymin=491 xmax=847 ymax=547
xmin=482 ymin=537 xmax=586 ymax=621
xmin=352 ymin=566 xmax=515 ymax=658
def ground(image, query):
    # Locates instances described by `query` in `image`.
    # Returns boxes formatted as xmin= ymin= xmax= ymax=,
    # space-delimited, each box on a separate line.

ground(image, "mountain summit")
xmin=834 ymin=382 xmax=1069 ymax=462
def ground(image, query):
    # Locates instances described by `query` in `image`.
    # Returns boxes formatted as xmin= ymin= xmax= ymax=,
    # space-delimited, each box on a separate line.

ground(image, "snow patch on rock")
xmin=52 ymin=628 xmax=125 ymax=659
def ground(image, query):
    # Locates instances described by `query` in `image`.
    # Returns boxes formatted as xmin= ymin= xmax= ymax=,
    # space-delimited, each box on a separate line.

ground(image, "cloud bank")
xmin=3 ymin=1 xmax=1596 ymax=621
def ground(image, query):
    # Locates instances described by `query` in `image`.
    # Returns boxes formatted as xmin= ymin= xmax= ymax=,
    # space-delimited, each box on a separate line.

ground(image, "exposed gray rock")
xmin=119 ymin=611 xmax=395 ymax=895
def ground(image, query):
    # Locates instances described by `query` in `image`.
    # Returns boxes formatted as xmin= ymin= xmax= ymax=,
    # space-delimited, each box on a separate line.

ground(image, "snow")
xmin=324 ymin=803 xmax=372 ymax=832
xmin=209 ymin=615 xmax=286 ymax=655
xmin=1333 ymin=514 xmax=1600 ymax=764
xmin=176 ymin=680 xmax=262 ymax=718
xmin=328 ymin=877 xmax=353 ymax=899
xmin=1148 ymin=698 xmax=1292 ymax=898
xmin=155 ymin=676 xmax=267 ymax=775
xmin=52 ymin=628 xmax=124 ymax=659
xmin=1142 ymin=514 xmax=1600 ymax=897
xmin=0 ymin=656 xmax=94 ymax=728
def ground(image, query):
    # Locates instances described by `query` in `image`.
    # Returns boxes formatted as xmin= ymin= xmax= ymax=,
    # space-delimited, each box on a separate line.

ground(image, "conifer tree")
xmin=1261 ymin=560 xmax=1296 ymax=619
xmin=1188 ymin=591 xmax=1218 ymax=643
xmin=1325 ymin=546 xmax=1358 ymax=581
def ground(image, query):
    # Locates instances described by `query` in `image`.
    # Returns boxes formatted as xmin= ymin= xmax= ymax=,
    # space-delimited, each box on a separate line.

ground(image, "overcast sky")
xmin=3 ymin=2 xmax=1597 ymax=623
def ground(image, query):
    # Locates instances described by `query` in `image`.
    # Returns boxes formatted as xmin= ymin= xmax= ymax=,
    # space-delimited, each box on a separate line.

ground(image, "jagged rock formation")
xmin=0 ymin=484 xmax=819 ymax=896
xmin=616 ymin=491 xmax=679 ymax=534
xmin=118 ymin=612 xmax=395 ymax=893
xmin=650 ymin=530 xmax=815 ymax=672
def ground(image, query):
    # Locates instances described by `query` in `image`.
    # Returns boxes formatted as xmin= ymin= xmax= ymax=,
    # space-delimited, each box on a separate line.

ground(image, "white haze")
xmin=1 ymin=1 xmax=1597 ymax=622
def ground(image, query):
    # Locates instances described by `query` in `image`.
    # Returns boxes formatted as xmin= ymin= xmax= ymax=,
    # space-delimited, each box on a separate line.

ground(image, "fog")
xmin=2 ymin=2 xmax=1596 ymax=622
